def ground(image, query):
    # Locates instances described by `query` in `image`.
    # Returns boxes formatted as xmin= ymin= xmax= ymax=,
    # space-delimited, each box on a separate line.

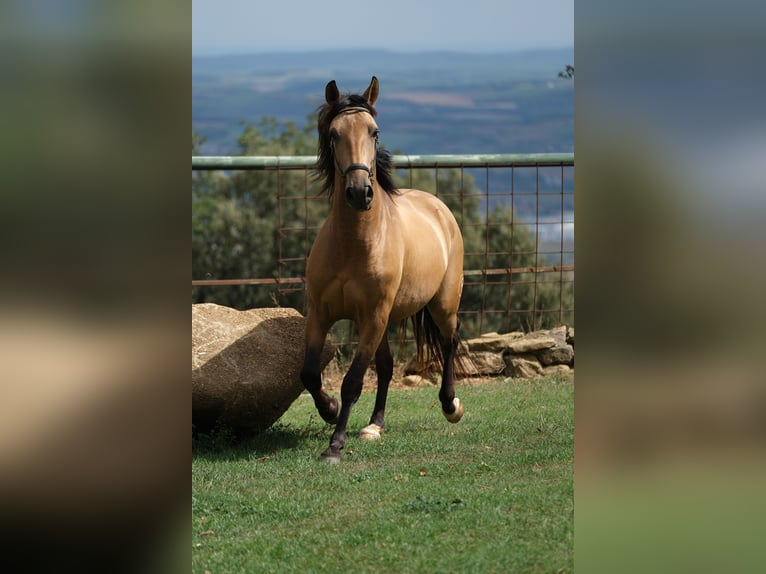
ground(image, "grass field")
xmin=192 ymin=376 xmax=573 ymax=573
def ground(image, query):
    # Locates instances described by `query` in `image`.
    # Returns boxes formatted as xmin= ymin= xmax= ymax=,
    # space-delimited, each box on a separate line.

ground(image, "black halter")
xmin=330 ymin=107 xmax=378 ymax=182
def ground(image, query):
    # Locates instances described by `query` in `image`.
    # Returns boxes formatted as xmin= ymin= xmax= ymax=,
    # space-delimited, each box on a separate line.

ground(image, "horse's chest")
xmin=318 ymin=272 xmax=392 ymax=320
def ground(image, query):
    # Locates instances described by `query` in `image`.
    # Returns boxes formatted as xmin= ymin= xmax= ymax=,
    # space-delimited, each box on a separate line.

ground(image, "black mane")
xmin=315 ymin=93 xmax=398 ymax=198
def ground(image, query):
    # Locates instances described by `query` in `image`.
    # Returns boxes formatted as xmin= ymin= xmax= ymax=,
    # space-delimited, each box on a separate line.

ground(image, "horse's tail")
xmin=410 ymin=307 xmax=443 ymax=369
xmin=403 ymin=307 xmax=472 ymax=377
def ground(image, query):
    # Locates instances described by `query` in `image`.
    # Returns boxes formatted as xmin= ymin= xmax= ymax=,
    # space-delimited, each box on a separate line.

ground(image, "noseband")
xmin=330 ymin=107 xmax=378 ymax=182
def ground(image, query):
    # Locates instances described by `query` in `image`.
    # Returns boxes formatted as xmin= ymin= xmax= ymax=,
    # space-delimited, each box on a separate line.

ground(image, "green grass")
xmin=192 ymin=376 xmax=573 ymax=573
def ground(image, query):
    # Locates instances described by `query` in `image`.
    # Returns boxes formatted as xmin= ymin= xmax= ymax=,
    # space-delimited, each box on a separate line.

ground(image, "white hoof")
xmin=443 ymin=398 xmax=464 ymax=423
xmin=359 ymin=424 xmax=383 ymax=441
xmin=319 ymin=450 xmax=341 ymax=464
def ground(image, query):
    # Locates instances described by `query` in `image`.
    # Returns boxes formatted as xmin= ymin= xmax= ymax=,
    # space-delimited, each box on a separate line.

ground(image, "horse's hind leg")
xmin=427 ymin=305 xmax=464 ymax=423
xmin=438 ymin=324 xmax=464 ymax=423
xmin=360 ymin=334 xmax=393 ymax=441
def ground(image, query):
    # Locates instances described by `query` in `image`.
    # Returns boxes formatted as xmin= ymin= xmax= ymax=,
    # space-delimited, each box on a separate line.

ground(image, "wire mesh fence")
xmin=192 ymin=154 xmax=573 ymax=347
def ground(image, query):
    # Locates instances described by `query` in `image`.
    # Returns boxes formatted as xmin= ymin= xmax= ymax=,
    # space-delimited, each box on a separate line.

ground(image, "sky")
xmin=192 ymin=0 xmax=573 ymax=54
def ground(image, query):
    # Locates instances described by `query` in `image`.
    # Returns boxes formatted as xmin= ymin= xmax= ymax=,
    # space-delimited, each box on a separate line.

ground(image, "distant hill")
xmin=192 ymin=48 xmax=573 ymax=156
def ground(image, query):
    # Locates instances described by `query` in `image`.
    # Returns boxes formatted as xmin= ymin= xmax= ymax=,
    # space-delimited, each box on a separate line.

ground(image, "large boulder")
xmin=192 ymin=304 xmax=334 ymax=434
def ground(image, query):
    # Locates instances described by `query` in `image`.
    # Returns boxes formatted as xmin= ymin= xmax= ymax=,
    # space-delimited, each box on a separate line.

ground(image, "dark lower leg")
xmin=438 ymin=332 xmax=459 ymax=414
xmin=321 ymin=353 xmax=369 ymax=460
xmin=300 ymin=346 xmax=338 ymax=424
xmin=369 ymin=336 xmax=393 ymax=429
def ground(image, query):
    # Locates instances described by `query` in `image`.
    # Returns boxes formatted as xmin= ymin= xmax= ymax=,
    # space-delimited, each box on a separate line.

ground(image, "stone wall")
xmin=404 ymin=325 xmax=574 ymax=382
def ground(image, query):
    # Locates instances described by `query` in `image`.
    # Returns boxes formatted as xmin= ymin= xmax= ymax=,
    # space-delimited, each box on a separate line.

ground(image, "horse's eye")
xmin=371 ymin=129 xmax=380 ymax=140
xmin=329 ymin=128 xmax=339 ymax=141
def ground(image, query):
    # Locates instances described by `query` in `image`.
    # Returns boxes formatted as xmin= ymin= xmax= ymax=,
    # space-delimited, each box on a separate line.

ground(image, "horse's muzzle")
xmin=345 ymin=184 xmax=374 ymax=211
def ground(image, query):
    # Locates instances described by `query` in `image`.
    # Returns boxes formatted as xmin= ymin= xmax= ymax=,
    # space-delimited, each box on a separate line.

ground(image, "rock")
xmin=464 ymin=332 xmax=524 ymax=353
xmin=543 ymin=364 xmax=573 ymax=376
xmin=550 ymin=325 xmax=568 ymax=341
xmin=537 ymin=344 xmax=575 ymax=366
xmin=402 ymin=374 xmax=431 ymax=387
xmin=503 ymin=353 xmax=544 ymax=379
xmin=192 ymin=304 xmax=334 ymax=434
xmin=461 ymin=351 xmax=506 ymax=376
xmin=566 ymin=327 xmax=575 ymax=346
xmin=506 ymin=334 xmax=556 ymax=354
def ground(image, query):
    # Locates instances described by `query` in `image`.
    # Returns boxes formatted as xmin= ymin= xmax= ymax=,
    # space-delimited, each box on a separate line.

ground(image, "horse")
xmin=300 ymin=76 xmax=465 ymax=463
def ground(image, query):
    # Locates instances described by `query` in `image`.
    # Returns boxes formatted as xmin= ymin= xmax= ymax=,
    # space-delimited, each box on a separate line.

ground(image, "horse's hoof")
xmin=319 ymin=449 xmax=341 ymax=464
xmin=359 ymin=424 xmax=383 ymax=441
xmin=443 ymin=398 xmax=464 ymax=423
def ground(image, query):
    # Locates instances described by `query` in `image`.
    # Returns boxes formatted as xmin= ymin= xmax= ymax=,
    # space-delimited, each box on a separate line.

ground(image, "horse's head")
xmin=325 ymin=77 xmax=380 ymax=211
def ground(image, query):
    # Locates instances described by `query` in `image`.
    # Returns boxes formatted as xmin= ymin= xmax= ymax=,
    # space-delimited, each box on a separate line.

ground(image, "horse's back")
xmin=394 ymin=188 xmax=462 ymax=241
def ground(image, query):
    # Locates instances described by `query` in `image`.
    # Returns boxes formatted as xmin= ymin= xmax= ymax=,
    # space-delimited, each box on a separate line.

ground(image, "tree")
xmin=192 ymin=118 xmax=326 ymax=310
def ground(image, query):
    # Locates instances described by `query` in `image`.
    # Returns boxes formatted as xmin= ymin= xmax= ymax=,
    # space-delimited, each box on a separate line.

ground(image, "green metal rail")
xmin=192 ymin=153 xmax=574 ymax=170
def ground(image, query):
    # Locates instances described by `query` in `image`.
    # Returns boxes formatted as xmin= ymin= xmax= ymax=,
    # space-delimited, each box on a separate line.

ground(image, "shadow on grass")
xmin=192 ymin=418 xmax=330 ymax=462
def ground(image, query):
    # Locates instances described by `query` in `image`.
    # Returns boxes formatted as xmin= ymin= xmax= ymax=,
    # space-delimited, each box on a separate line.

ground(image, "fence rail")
xmin=191 ymin=265 xmax=576 ymax=287
xmin=192 ymin=153 xmax=574 ymax=336
xmin=192 ymin=153 xmax=574 ymax=171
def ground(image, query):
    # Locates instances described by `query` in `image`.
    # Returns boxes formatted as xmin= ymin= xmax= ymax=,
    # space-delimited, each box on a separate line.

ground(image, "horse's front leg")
xmin=320 ymin=317 xmax=388 ymax=463
xmin=300 ymin=312 xmax=339 ymax=424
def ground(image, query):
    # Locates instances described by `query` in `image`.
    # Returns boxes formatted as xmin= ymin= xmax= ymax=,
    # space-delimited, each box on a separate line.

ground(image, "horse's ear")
xmin=325 ymin=80 xmax=340 ymax=104
xmin=363 ymin=76 xmax=379 ymax=106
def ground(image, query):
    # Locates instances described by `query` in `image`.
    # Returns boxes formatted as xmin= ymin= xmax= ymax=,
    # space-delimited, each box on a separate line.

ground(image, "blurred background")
xmin=575 ymin=1 xmax=766 ymax=572
xmin=0 ymin=2 xmax=189 ymax=571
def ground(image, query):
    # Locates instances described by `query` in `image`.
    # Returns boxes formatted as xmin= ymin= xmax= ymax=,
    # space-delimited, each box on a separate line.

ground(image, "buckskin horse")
xmin=300 ymin=76 xmax=465 ymax=463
